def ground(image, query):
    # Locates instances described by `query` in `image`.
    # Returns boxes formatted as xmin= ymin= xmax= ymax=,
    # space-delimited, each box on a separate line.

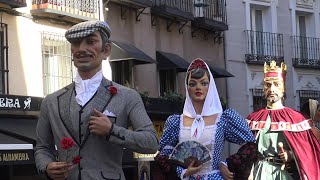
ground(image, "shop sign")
xmin=0 ymin=149 xmax=34 ymax=165
xmin=0 ymin=94 xmax=42 ymax=111
xmin=133 ymin=152 xmax=156 ymax=161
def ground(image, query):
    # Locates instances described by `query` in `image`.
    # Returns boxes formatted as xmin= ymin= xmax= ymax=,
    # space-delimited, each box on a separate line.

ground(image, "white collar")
xmin=74 ymin=70 xmax=103 ymax=106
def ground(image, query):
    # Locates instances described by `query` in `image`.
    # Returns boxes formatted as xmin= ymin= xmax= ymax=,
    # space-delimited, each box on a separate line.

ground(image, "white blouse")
xmin=179 ymin=114 xmax=220 ymax=177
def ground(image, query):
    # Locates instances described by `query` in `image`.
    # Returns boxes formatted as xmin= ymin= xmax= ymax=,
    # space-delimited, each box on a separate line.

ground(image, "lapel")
xmin=81 ymin=77 xmax=114 ymax=147
xmin=57 ymin=82 xmax=80 ymax=146
xmin=90 ymin=77 xmax=113 ymax=114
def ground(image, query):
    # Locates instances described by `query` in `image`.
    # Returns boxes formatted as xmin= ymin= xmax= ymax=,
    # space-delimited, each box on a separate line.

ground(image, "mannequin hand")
xmin=183 ymin=160 xmax=202 ymax=177
xmin=219 ymin=163 xmax=234 ymax=180
xmin=278 ymin=150 xmax=293 ymax=163
xmin=89 ymin=109 xmax=113 ymax=137
xmin=46 ymin=162 xmax=72 ymax=180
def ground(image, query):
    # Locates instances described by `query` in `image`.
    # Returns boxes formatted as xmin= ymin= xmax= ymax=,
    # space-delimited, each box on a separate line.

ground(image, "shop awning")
xmin=156 ymin=51 xmax=234 ymax=78
xmin=0 ymin=118 xmax=37 ymax=145
xmin=0 ymin=118 xmax=37 ymax=165
xmin=207 ymin=64 xmax=234 ymax=78
xmin=110 ymin=41 xmax=156 ymax=64
xmin=156 ymin=51 xmax=189 ymax=72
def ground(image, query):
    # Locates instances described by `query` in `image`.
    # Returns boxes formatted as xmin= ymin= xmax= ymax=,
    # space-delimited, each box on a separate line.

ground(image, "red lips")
xmin=195 ymin=92 xmax=202 ymax=97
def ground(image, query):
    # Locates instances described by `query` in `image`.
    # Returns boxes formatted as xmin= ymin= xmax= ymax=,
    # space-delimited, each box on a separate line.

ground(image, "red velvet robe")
xmin=247 ymin=107 xmax=320 ymax=180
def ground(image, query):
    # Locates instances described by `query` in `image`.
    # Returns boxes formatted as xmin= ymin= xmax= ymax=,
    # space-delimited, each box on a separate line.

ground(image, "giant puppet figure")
xmin=247 ymin=60 xmax=320 ymax=180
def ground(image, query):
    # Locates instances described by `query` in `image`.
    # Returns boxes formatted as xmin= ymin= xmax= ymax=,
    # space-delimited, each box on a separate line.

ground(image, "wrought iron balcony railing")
xmin=151 ymin=0 xmax=194 ymax=21
xmin=152 ymin=0 xmax=193 ymax=14
xmin=31 ymin=0 xmax=100 ymax=21
xmin=193 ymin=0 xmax=227 ymax=29
xmin=292 ymin=36 xmax=320 ymax=68
xmin=0 ymin=0 xmax=27 ymax=8
xmin=245 ymin=30 xmax=284 ymax=64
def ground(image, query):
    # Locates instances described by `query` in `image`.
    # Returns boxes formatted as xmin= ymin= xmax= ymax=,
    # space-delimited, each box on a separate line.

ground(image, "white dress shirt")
xmin=74 ymin=70 xmax=103 ymax=106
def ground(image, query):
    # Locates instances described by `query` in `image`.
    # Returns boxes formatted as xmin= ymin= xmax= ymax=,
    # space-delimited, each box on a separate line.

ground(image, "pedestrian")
xmin=34 ymin=20 xmax=159 ymax=180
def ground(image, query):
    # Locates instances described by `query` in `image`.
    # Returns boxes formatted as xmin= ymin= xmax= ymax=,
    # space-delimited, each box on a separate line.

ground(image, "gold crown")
xmin=264 ymin=60 xmax=287 ymax=74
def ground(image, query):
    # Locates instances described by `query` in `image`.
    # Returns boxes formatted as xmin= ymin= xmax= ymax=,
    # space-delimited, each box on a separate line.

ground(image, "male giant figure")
xmin=247 ymin=61 xmax=320 ymax=180
xmin=35 ymin=20 xmax=158 ymax=180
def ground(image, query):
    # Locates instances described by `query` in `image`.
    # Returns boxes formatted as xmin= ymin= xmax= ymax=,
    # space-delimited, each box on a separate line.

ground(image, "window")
xmin=297 ymin=90 xmax=320 ymax=128
xmin=0 ymin=23 xmax=8 ymax=94
xmin=297 ymin=16 xmax=308 ymax=59
xmin=297 ymin=90 xmax=320 ymax=110
xmin=41 ymin=32 xmax=73 ymax=96
xmin=159 ymin=69 xmax=176 ymax=96
xmin=110 ymin=60 xmax=133 ymax=86
xmin=251 ymin=88 xmax=266 ymax=111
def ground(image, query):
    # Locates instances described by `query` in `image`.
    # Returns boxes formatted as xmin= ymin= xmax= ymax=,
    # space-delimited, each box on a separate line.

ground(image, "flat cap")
xmin=65 ymin=20 xmax=111 ymax=42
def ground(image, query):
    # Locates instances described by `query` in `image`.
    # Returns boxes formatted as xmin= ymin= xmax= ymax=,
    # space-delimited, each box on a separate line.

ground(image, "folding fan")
xmin=169 ymin=140 xmax=212 ymax=168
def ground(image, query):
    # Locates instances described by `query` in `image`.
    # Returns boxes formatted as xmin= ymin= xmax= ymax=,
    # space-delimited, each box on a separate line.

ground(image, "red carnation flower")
xmin=108 ymin=86 xmax=117 ymax=95
xmin=72 ymin=155 xmax=81 ymax=164
xmin=60 ymin=137 xmax=75 ymax=150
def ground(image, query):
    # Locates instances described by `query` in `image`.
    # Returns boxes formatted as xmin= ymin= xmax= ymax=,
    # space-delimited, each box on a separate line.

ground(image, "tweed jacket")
xmin=35 ymin=77 xmax=159 ymax=180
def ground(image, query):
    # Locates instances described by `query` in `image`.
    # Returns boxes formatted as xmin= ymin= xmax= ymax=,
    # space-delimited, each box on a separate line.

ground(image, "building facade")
xmin=225 ymin=0 xmax=320 ymax=126
xmin=0 ymin=0 xmax=231 ymax=179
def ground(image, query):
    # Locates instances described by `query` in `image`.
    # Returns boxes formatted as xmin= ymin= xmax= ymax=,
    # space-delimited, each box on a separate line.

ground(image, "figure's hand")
xmin=219 ymin=163 xmax=234 ymax=180
xmin=278 ymin=150 xmax=292 ymax=163
xmin=89 ymin=109 xmax=113 ymax=137
xmin=46 ymin=162 xmax=72 ymax=180
xmin=183 ymin=160 xmax=202 ymax=177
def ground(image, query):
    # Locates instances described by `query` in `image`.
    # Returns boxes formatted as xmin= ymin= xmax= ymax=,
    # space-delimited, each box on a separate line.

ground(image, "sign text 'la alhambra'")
xmin=0 ymin=150 xmax=34 ymax=165
xmin=0 ymin=152 xmax=30 ymax=162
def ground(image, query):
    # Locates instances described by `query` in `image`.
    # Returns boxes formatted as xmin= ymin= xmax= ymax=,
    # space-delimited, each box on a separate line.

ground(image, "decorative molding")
xmin=296 ymin=0 xmax=314 ymax=9
xmin=305 ymin=81 xmax=314 ymax=89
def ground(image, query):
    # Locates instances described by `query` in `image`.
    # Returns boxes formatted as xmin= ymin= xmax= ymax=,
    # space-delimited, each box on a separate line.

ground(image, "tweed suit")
xmin=35 ymin=77 xmax=159 ymax=180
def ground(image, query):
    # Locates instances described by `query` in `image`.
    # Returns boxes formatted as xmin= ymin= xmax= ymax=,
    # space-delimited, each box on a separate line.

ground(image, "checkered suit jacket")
xmin=35 ymin=77 xmax=158 ymax=180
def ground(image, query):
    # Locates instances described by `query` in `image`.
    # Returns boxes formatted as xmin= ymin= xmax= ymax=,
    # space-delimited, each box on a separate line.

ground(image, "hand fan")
xmin=169 ymin=140 xmax=212 ymax=168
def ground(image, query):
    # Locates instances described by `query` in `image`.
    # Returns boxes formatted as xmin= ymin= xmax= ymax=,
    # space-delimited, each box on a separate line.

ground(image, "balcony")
xmin=292 ymin=36 xmax=320 ymax=69
xmin=110 ymin=0 xmax=152 ymax=9
xmin=151 ymin=0 xmax=194 ymax=31
xmin=0 ymin=0 xmax=26 ymax=8
xmin=192 ymin=0 xmax=228 ymax=32
xmin=110 ymin=0 xmax=152 ymax=21
xmin=31 ymin=0 xmax=100 ymax=23
xmin=245 ymin=30 xmax=284 ymax=64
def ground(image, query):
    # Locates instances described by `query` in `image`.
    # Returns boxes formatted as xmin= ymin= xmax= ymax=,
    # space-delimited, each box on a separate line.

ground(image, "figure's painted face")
xmin=263 ymin=77 xmax=285 ymax=103
xmin=71 ymin=31 xmax=110 ymax=73
xmin=187 ymin=72 xmax=210 ymax=103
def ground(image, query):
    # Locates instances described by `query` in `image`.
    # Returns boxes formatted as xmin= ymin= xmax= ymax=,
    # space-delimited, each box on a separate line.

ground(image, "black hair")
xmin=186 ymin=68 xmax=210 ymax=85
xmin=99 ymin=31 xmax=110 ymax=51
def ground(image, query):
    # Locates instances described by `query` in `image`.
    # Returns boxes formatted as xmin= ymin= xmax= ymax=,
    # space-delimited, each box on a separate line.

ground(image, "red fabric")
xmin=247 ymin=107 xmax=320 ymax=180
xmin=265 ymin=72 xmax=285 ymax=79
